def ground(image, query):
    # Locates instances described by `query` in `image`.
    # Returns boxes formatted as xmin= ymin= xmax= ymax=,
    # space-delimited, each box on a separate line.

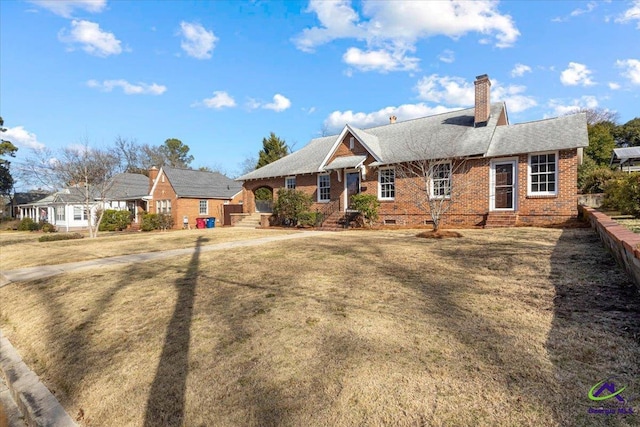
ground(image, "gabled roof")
xmin=12 ymin=192 xmax=50 ymax=205
xmin=104 ymin=173 xmax=149 ymax=200
xmin=325 ymin=155 xmax=367 ymax=170
xmin=162 ymin=167 xmax=243 ymax=199
xmin=611 ymin=146 xmax=640 ymax=165
xmin=487 ymin=113 xmax=589 ymax=157
xmin=237 ymin=103 xmax=589 ymax=181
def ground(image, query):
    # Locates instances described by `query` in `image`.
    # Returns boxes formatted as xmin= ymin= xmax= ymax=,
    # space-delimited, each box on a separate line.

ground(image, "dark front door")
xmin=346 ymin=172 xmax=360 ymax=209
xmin=494 ymin=163 xmax=515 ymax=209
xmin=223 ymin=204 xmax=244 ymax=225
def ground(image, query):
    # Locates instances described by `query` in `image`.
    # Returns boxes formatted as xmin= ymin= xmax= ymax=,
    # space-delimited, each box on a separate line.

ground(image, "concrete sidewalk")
xmin=0 ymin=231 xmax=330 ymax=287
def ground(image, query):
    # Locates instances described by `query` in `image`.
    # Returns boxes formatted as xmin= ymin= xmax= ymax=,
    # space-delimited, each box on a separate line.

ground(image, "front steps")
xmin=234 ymin=212 xmax=262 ymax=229
xmin=484 ymin=212 xmax=518 ymax=228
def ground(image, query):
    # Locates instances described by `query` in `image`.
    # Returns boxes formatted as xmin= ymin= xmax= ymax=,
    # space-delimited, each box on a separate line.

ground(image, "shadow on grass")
xmin=144 ymin=236 xmax=208 ymax=426
xmin=546 ymin=229 xmax=640 ymax=426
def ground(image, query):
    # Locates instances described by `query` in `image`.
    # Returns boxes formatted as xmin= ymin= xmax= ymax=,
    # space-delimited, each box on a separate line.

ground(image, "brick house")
xmin=237 ymin=74 xmax=589 ymax=228
xmin=148 ymin=166 xmax=243 ymax=229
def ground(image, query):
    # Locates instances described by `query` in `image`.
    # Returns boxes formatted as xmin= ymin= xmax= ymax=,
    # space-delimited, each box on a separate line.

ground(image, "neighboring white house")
xmin=18 ymin=173 xmax=149 ymax=231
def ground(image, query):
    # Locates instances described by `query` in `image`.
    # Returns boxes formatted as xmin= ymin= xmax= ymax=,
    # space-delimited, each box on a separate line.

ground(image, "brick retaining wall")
xmin=581 ymin=206 xmax=640 ymax=288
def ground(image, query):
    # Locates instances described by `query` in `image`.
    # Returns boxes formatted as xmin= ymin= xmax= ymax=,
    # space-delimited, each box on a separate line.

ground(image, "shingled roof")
xmin=161 ymin=167 xmax=243 ymax=199
xmin=104 ymin=173 xmax=149 ymax=200
xmin=237 ymin=103 xmax=588 ymax=181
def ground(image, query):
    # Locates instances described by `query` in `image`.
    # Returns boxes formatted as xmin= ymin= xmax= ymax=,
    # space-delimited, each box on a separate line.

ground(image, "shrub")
xmin=40 ymin=222 xmax=57 ymax=233
xmin=603 ymin=173 xmax=640 ymax=216
xmin=578 ymin=157 xmax=618 ymax=194
xmin=141 ymin=213 xmax=174 ymax=231
xmin=18 ymin=217 xmax=40 ymax=231
xmin=273 ymin=189 xmax=313 ymax=226
xmin=349 ymin=193 xmax=380 ymax=227
xmin=39 ymin=232 xmax=84 ymax=242
xmin=297 ymin=211 xmax=323 ymax=228
xmin=99 ymin=209 xmax=132 ymax=231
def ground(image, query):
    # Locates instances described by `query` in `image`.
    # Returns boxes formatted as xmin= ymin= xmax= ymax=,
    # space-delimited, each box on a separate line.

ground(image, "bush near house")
xmin=40 ymin=222 xmax=56 ymax=233
xmin=297 ymin=211 xmax=323 ymax=228
xmin=350 ymin=193 xmax=380 ymax=228
xmin=602 ymin=173 xmax=640 ymax=217
xmin=273 ymin=189 xmax=313 ymax=227
xmin=141 ymin=213 xmax=174 ymax=231
xmin=18 ymin=217 xmax=40 ymax=231
xmin=99 ymin=210 xmax=132 ymax=232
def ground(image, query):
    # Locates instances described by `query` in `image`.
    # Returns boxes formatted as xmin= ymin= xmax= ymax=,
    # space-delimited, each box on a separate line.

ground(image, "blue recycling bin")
xmin=206 ymin=217 xmax=216 ymax=228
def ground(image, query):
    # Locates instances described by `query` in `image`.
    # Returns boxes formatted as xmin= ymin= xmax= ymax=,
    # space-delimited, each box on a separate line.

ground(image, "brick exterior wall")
xmin=241 ymin=141 xmax=580 ymax=228
xmin=149 ymin=170 xmax=242 ymax=229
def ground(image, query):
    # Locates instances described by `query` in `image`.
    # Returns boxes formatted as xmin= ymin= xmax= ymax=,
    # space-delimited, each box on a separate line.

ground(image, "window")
xmin=199 ymin=200 xmax=208 ymax=215
xmin=431 ymin=163 xmax=451 ymax=198
xmin=349 ymin=137 xmax=355 ymax=150
xmin=73 ymin=206 xmax=86 ymax=221
xmin=285 ymin=176 xmax=296 ymax=189
xmin=56 ymin=207 xmax=65 ymax=222
xmin=318 ymin=174 xmax=330 ymax=202
xmin=378 ymin=168 xmax=395 ymax=200
xmin=156 ymin=200 xmax=172 ymax=214
xmin=529 ymin=152 xmax=557 ymax=195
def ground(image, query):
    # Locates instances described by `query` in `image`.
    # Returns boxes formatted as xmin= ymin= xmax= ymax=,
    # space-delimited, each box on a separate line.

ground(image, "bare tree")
xmin=19 ymin=143 xmax=120 ymax=238
xmin=394 ymin=133 xmax=473 ymax=232
xmin=568 ymin=108 xmax=619 ymax=126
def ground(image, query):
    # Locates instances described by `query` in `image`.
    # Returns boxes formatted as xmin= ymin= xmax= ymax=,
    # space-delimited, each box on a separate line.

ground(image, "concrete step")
xmin=0 ymin=375 xmax=27 ymax=427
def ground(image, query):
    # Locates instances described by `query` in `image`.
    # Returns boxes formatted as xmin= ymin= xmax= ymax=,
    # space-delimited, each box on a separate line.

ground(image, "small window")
xmin=73 ymin=206 xmax=85 ymax=221
xmin=56 ymin=208 xmax=65 ymax=221
xmin=285 ymin=176 xmax=296 ymax=190
xmin=318 ymin=174 xmax=330 ymax=202
xmin=378 ymin=168 xmax=395 ymax=200
xmin=430 ymin=162 xmax=451 ymax=198
xmin=529 ymin=152 xmax=557 ymax=195
xmin=349 ymin=137 xmax=355 ymax=150
xmin=199 ymin=200 xmax=208 ymax=215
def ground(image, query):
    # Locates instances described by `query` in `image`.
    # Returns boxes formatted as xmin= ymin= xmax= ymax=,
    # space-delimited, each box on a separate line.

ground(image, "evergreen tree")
xmin=256 ymin=132 xmax=289 ymax=169
xmin=0 ymin=117 xmax=18 ymax=196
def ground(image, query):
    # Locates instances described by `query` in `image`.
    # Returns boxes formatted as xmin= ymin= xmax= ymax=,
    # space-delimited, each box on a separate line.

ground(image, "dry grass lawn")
xmin=1 ymin=227 xmax=639 ymax=426
xmin=0 ymin=228 xmax=296 ymax=270
xmin=617 ymin=218 xmax=640 ymax=234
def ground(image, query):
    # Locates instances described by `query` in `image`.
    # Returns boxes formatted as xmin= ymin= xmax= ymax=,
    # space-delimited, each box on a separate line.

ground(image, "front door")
xmin=493 ymin=162 xmax=515 ymax=210
xmin=346 ymin=171 xmax=360 ymax=210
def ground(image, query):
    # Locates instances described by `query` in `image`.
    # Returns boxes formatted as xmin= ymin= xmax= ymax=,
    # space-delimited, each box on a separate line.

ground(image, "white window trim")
xmin=377 ymin=167 xmax=396 ymax=201
xmin=527 ymin=151 xmax=558 ymax=196
xmin=429 ymin=161 xmax=452 ymax=199
xmin=317 ymin=173 xmax=330 ymax=203
xmin=199 ymin=200 xmax=208 ymax=215
xmin=349 ymin=137 xmax=355 ymax=150
xmin=285 ymin=176 xmax=296 ymax=190
xmin=489 ymin=157 xmax=518 ymax=211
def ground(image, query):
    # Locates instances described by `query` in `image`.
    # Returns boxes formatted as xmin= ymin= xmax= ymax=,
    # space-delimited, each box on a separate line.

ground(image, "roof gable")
xmin=162 ymin=167 xmax=242 ymax=199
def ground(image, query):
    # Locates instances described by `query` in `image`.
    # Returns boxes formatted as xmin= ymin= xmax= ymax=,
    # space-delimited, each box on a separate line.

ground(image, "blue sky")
xmin=1 ymin=0 xmax=639 ymax=179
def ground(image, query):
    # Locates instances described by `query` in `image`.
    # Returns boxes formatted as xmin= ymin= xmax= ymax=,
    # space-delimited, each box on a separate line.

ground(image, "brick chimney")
xmin=474 ymin=74 xmax=491 ymax=127
xmin=148 ymin=166 xmax=158 ymax=192
xmin=389 ymin=115 xmax=397 ymax=124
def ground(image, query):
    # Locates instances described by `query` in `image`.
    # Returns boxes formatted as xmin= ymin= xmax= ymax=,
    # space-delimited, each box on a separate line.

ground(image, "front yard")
xmin=0 ymin=228 xmax=639 ymax=426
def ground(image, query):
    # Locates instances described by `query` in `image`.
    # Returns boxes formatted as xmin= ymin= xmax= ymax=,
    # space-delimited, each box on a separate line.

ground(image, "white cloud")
xmin=3 ymin=126 xmax=45 ymax=150
xmin=511 ymin=63 xmax=532 ymax=77
xmin=86 ymin=79 xmax=166 ymax=95
xmin=343 ymin=47 xmax=418 ymax=72
xmin=414 ymin=74 xmax=536 ymax=113
xmin=560 ymin=62 xmax=595 ymax=86
xmin=616 ymin=0 xmax=640 ymax=29
xmin=616 ymin=59 xmax=640 ymax=85
xmin=178 ymin=22 xmax=217 ymax=59
xmin=547 ymin=95 xmax=599 ymax=117
xmin=438 ymin=49 xmax=455 ymax=64
xmin=608 ymin=82 xmax=621 ymax=90
xmin=570 ymin=2 xmax=597 ymax=17
xmin=415 ymin=74 xmax=475 ymax=106
xmin=246 ymin=94 xmax=291 ymax=112
xmin=264 ymin=94 xmax=291 ymax=112
xmin=58 ymin=20 xmax=122 ymax=57
xmin=324 ymin=103 xmax=455 ymax=133
xmin=197 ymin=91 xmax=236 ymax=109
xmin=29 ymin=0 xmax=106 ymax=18
xmin=293 ymin=0 xmax=519 ymax=73
xmin=492 ymin=85 xmax=537 ymax=113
